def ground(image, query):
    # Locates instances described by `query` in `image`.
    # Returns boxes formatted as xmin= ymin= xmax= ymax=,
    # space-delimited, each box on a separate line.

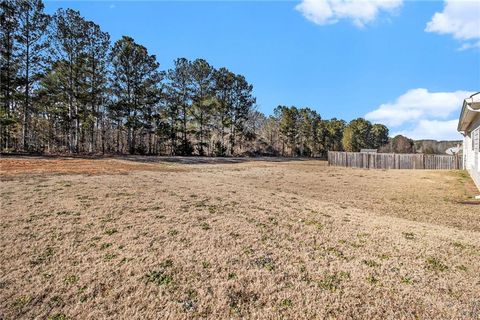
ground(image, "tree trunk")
xmin=117 ymin=121 xmax=121 ymax=153
xmin=22 ymin=14 xmax=30 ymax=151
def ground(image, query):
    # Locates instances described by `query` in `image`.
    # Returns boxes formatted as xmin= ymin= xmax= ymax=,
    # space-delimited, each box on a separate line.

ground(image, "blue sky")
xmin=44 ymin=0 xmax=480 ymax=140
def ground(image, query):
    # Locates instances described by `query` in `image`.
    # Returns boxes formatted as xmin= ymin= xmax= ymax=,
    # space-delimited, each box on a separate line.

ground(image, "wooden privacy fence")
xmin=328 ymin=151 xmax=463 ymax=170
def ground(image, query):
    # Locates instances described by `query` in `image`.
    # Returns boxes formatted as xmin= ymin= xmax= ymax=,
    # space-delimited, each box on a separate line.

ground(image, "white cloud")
xmin=295 ymin=0 xmax=403 ymax=28
xmin=365 ymin=88 xmax=472 ymax=140
xmin=425 ymin=0 xmax=480 ymax=50
xmin=365 ymin=88 xmax=470 ymax=126
xmin=458 ymin=40 xmax=480 ymax=51
xmin=393 ymin=119 xmax=462 ymax=140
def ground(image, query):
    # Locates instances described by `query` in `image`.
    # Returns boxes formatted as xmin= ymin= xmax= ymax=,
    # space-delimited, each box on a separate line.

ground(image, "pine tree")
xmin=370 ymin=123 xmax=389 ymax=149
xmin=15 ymin=0 xmax=50 ymax=150
xmin=213 ymin=67 xmax=235 ymax=156
xmin=36 ymin=60 xmax=71 ymax=152
xmin=275 ymin=106 xmax=300 ymax=156
xmin=342 ymin=118 xmax=373 ymax=152
xmin=84 ymin=20 xmax=110 ymax=153
xmin=0 ymin=0 xmax=19 ymax=150
xmin=229 ymin=74 xmax=256 ymax=155
xmin=110 ymin=36 xmax=161 ymax=154
xmin=190 ymin=59 xmax=215 ymax=155
xmin=51 ymin=8 xmax=89 ymax=152
xmin=166 ymin=58 xmax=193 ymax=155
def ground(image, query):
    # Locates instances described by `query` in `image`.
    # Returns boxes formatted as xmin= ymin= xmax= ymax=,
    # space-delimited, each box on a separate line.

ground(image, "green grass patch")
xmin=403 ymin=232 xmax=415 ymax=240
xmin=64 ymin=275 xmax=79 ymax=285
xmin=146 ymin=270 xmax=173 ymax=286
xmin=146 ymin=259 xmax=175 ymax=286
xmin=48 ymin=314 xmax=68 ymax=320
xmin=426 ymin=257 xmax=448 ymax=272
xmin=318 ymin=272 xmax=350 ymax=291
xmin=104 ymin=228 xmax=118 ymax=236
xmin=366 ymin=274 xmax=379 ymax=285
xmin=280 ymin=299 xmax=293 ymax=308
xmin=362 ymin=259 xmax=380 ymax=268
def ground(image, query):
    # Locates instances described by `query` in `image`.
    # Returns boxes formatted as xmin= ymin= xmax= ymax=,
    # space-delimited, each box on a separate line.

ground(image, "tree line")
xmin=1 ymin=0 xmax=391 ymax=157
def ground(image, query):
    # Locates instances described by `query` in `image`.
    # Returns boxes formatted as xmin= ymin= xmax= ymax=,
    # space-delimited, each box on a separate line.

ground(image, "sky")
xmin=44 ymin=0 xmax=480 ymax=141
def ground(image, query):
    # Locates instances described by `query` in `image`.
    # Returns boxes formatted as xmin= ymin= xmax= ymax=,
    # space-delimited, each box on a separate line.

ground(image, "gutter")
xmin=458 ymin=92 xmax=480 ymax=132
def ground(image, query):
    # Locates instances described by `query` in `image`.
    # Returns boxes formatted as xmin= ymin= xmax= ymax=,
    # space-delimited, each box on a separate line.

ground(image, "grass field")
xmin=1 ymin=157 xmax=479 ymax=319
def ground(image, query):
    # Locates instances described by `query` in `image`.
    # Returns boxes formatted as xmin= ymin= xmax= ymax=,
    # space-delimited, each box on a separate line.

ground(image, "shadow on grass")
xmin=121 ymin=155 xmax=326 ymax=165
xmin=0 ymin=153 xmax=327 ymax=166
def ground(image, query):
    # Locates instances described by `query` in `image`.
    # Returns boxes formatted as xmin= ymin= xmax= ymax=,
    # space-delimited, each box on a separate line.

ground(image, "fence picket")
xmin=328 ymin=151 xmax=463 ymax=170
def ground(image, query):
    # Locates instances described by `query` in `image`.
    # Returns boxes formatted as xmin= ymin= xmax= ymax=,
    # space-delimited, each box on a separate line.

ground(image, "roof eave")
xmin=458 ymin=99 xmax=470 ymax=132
xmin=457 ymin=93 xmax=480 ymax=132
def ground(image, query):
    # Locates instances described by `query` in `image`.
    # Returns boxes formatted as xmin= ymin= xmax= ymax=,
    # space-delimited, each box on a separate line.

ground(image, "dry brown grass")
xmin=1 ymin=157 xmax=479 ymax=319
xmin=0 ymin=157 xmax=185 ymax=177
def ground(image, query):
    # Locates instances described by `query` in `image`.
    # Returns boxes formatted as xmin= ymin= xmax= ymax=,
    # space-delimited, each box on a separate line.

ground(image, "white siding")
xmin=463 ymin=116 xmax=480 ymax=189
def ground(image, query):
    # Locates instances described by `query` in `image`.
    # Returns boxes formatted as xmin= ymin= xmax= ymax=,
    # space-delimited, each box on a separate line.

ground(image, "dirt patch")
xmin=0 ymin=158 xmax=479 ymax=319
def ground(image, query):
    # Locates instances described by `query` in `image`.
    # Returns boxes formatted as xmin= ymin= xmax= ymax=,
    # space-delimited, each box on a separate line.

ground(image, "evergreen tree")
xmin=84 ymin=20 xmax=110 ymax=153
xmin=16 ymin=0 xmax=50 ymax=150
xmin=370 ymin=123 xmax=389 ymax=149
xmin=110 ymin=36 xmax=161 ymax=154
xmin=36 ymin=60 xmax=71 ymax=152
xmin=298 ymin=108 xmax=321 ymax=157
xmin=166 ymin=58 xmax=193 ymax=155
xmin=51 ymin=8 xmax=89 ymax=152
xmin=342 ymin=118 xmax=373 ymax=152
xmin=190 ymin=59 xmax=215 ymax=155
xmin=275 ymin=106 xmax=299 ymax=156
xmin=324 ymin=118 xmax=346 ymax=152
xmin=229 ymin=74 xmax=256 ymax=155
xmin=213 ymin=67 xmax=235 ymax=156
xmin=161 ymin=84 xmax=181 ymax=155
xmin=0 ymin=0 xmax=18 ymax=150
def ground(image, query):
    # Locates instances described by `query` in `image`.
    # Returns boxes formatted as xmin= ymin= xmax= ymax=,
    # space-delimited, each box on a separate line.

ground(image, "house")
xmin=458 ymin=92 xmax=480 ymax=190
